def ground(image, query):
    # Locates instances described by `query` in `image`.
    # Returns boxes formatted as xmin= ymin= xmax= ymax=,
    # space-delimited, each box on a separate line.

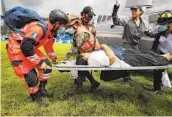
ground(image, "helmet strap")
xmin=51 ymin=21 xmax=61 ymax=37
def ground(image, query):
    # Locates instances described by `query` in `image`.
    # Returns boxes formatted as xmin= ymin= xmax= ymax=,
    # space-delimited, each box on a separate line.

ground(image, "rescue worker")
xmin=152 ymin=10 xmax=172 ymax=53
xmin=64 ymin=14 xmax=100 ymax=92
xmin=150 ymin=10 xmax=172 ymax=91
xmin=79 ymin=6 xmax=96 ymax=36
xmin=64 ymin=6 xmax=97 ymax=60
xmin=111 ymin=0 xmax=151 ymax=50
xmin=6 ymin=9 xmax=68 ymax=106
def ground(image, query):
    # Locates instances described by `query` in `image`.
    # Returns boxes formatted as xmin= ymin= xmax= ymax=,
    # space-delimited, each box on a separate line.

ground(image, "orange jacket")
xmin=7 ymin=21 xmax=56 ymax=66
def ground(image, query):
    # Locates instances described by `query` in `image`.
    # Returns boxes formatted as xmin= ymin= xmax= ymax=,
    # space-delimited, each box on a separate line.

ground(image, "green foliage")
xmin=1 ymin=42 xmax=172 ymax=116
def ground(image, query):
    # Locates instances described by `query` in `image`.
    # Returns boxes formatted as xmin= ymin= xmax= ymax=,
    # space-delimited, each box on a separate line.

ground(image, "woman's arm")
xmin=111 ymin=2 xmax=126 ymax=27
xmin=100 ymin=44 xmax=116 ymax=65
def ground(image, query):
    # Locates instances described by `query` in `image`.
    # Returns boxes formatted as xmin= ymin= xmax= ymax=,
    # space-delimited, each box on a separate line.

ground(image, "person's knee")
xmin=24 ymin=69 xmax=38 ymax=87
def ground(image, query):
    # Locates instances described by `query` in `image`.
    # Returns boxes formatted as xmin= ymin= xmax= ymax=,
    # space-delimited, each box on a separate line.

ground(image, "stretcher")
xmin=52 ymin=61 xmax=172 ymax=86
xmin=53 ymin=60 xmax=172 ymax=71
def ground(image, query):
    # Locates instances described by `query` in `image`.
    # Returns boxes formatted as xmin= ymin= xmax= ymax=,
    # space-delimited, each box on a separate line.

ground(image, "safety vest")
xmin=74 ymin=26 xmax=100 ymax=53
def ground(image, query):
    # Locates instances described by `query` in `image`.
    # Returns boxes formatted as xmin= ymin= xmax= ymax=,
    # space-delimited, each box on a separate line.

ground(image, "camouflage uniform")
xmin=64 ymin=31 xmax=92 ymax=60
xmin=64 ymin=19 xmax=100 ymax=92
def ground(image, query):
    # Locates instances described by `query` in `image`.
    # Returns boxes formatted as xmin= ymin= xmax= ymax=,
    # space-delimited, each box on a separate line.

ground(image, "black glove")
xmin=113 ymin=4 xmax=120 ymax=10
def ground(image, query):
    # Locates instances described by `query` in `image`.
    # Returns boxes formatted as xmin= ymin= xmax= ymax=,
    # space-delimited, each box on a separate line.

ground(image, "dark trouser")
xmin=153 ymin=69 xmax=165 ymax=91
xmin=100 ymin=70 xmax=130 ymax=81
xmin=75 ymin=56 xmax=98 ymax=87
xmin=101 ymin=69 xmax=164 ymax=91
xmin=152 ymin=48 xmax=165 ymax=90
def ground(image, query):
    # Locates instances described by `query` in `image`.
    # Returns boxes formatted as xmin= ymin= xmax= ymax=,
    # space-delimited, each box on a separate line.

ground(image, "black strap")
xmin=11 ymin=60 xmax=22 ymax=66
xmin=92 ymin=36 xmax=96 ymax=51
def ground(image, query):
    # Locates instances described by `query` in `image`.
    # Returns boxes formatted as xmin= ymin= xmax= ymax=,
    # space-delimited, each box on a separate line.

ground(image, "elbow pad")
xmin=20 ymin=38 xmax=36 ymax=57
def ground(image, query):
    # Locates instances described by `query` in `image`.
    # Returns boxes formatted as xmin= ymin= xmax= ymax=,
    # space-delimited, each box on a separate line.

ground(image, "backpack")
xmin=3 ymin=6 xmax=47 ymax=36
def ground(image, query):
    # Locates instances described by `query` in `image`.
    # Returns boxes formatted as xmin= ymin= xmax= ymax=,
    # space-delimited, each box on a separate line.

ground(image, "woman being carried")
xmin=80 ymin=44 xmax=172 ymax=90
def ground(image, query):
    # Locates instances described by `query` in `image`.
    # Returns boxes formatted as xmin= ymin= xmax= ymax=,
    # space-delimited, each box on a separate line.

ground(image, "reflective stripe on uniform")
xmin=26 ymin=54 xmax=41 ymax=63
xmin=39 ymin=73 xmax=51 ymax=81
xmin=28 ymin=85 xmax=39 ymax=94
xmin=48 ymin=52 xmax=56 ymax=56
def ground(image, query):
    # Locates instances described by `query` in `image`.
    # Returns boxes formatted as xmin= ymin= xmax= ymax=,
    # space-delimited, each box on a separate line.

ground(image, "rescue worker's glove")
xmin=39 ymin=62 xmax=52 ymax=70
xmin=52 ymin=58 xmax=58 ymax=64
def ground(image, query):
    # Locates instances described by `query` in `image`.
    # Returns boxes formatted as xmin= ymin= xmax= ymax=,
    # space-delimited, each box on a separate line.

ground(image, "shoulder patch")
xmin=31 ymin=32 xmax=38 ymax=39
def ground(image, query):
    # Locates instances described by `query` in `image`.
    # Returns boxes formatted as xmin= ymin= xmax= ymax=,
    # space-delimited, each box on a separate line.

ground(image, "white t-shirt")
xmin=158 ymin=34 xmax=172 ymax=53
xmin=88 ymin=50 xmax=131 ymax=68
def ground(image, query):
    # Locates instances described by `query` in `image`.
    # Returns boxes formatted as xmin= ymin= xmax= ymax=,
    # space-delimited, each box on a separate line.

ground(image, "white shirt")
xmin=88 ymin=50 xmax=131 ymax=68
xmin=158 ymin=34 xmax=172 ymax=53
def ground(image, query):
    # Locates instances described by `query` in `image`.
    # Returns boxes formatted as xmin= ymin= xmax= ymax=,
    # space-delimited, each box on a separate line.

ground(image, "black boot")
xmin=74 ymin=75 xmax=84 ymax=91
xmin=86 ymin=73 xmax=100 ymax=92
xmin=39 ymin=80 xmax=53 ymax=98
xmin=30 ymin=92 xmax=48 ymax=107
xmin=90 ymin=81 xmax=100 ymax=92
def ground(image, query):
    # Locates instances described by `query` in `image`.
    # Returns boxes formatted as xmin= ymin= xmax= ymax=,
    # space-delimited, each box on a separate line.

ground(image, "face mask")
xmin=58 ymin=27 xmax=65 ymax=35
xmin=159 ymin=25 xmax=167 ymax=32
xmin=56 ymin=27 xmax=66 ymax=38
xmin=65 ymin=27 xmax=75 ymax=35
xmin=86 ymin=15 xmax=93 ymax=21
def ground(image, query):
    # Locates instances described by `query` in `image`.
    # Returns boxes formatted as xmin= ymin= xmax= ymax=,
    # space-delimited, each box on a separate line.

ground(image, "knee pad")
xmin=43 ymin=59 xmax=52 ymax=67
xmin=24 ymin=69 xmax=38 ymax=87
xmin=43 ymin=59 xmax=52 ymax=73
xmin=43 ymin=69 xmax=52 ymax=74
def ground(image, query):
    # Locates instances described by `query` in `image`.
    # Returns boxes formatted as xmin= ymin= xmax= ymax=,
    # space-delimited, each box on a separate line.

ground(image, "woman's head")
xmin=130 ymin=6 xmax=143 ymax=18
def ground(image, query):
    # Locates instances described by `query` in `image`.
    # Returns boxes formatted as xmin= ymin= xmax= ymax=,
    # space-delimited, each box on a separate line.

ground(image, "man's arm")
xmin=100 ymin=44 xmax=116 ymax=65
xmin=44 ymin=38 xmax=57 ymax=63
xmin=21 ymin=25 xmax=44 ymax=67
xmin=64 ymin=43 xmax=77 ymax=60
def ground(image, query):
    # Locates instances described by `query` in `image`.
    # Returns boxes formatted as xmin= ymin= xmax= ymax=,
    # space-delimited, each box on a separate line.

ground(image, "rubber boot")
xmin=30 ymin=92 xmax=48 ymax=107
xmin=77 ymin=70 xmax=100 ymax=92
xmin=39 ymin=80 xmax=53 ymax=98
xmin=86 ymin=73 xmax=100 ymax=92
xmin=90 ymin=80 xmax=100 ymax=92
xmin=74 ymin=75 xmax=84 ymax=91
